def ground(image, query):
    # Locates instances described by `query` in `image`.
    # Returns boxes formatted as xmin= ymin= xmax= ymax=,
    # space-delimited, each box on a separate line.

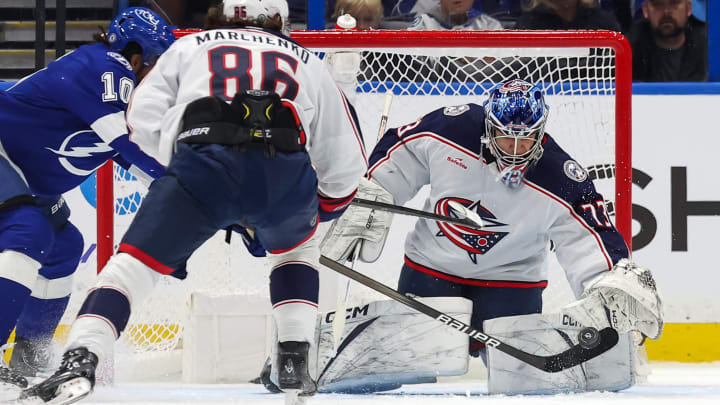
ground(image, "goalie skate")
xmin=20 ymin=348 xmax=97 ymax=405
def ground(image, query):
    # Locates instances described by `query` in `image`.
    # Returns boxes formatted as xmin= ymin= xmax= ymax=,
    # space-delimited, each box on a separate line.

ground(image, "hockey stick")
xmin=376 ymin=93 xmax=393 ymax=143
xmin=351 ymin=198 xmax=484 ymax=230
xmin=319 ymin=255 xmax=619 ymax=373
xmin=330 ymin=93 xmax=396 ymax=352
xmin=331 ymin=242 xmax=361 ymax=353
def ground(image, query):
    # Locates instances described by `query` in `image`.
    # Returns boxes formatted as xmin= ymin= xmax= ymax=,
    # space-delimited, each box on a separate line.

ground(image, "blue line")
xmin=354 ymin=81 xmax=720 ymax=95
xmin=632 ymin=82 xmax=720 ymax=95
xmin=357 ymin=81 xmax=616 ymax=95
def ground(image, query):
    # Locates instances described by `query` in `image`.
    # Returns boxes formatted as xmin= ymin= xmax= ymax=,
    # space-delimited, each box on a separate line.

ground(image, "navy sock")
xmin=0 ymin=278 xmax=32 ymax=344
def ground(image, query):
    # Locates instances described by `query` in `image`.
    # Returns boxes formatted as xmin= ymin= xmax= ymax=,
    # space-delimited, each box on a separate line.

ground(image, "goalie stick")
xmin=351 ymin=197 xmax=484 ymax=229
xmin=331 ymin=93 xmax=396 ymax=353
xmin=319 ymin=255 xmax=620 ymax=373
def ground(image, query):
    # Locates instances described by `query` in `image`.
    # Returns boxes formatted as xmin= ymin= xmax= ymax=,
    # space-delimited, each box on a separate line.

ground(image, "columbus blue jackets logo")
xmin=498 ymin=79 xmax=534 ymax=93
xmin=435 ymin=197 xmax=508 ymax=264
xmin=563 ymin=160 xmax=588 ymax=182
xmin=443 ymin=105 xmax=470 ymax=116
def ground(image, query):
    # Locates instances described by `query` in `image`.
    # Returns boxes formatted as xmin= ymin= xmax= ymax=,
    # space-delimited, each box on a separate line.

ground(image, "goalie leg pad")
xmin=315 ymin=297 xmax=472 ymax=393
xmin=484 ymin=313 xmax=638 ymax=395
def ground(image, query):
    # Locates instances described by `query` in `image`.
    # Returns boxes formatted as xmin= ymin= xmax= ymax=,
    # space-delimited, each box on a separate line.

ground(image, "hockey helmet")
xmin=263 ymin=0 xmax=290 ymax=35
xmin=223 ymin=0 xmax=268 ymax=21
xmin=107 ymin=7 xmax=175 ymax=66
xmin=483 ymin=79 xmax=548 ymax=167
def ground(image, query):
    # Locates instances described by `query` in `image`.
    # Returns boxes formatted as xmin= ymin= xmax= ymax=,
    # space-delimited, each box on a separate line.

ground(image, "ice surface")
xmin=40 ymin=362 xmax=720 ymax=404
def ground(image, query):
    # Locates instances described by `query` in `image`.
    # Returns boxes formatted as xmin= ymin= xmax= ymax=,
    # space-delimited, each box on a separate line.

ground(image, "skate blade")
xmin=16 ymin=378 xmax=92 ymax=405
xmin=284 ymin=389 xmax=307 ymax=405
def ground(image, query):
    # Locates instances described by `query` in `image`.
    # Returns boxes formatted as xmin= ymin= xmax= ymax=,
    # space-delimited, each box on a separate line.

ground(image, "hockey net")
xmin=90 ymin=30 xmax=632 ymax=378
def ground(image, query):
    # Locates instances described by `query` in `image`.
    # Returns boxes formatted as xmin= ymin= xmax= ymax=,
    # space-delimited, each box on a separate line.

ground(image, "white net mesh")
xmin=91 ymin=31 xmax=629 ymax=370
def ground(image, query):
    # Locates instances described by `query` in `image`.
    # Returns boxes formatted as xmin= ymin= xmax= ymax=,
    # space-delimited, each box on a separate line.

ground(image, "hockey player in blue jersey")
xmin=0 ymin=7 xmax=174 ymax=389
xmin=321 ymin=79 xmax=664 ymax=394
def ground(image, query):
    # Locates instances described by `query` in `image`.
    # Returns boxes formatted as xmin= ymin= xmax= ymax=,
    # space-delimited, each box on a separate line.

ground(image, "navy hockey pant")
xmin=119 ymin=143 xmax=319 ymax=275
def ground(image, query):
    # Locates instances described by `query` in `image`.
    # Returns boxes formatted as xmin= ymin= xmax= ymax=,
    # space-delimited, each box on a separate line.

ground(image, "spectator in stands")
xmin=628 ymin=0 xmax=707 ymax=82
xmin=131 ymin=0 xmax=217 ymax=28
xmin=515 ymin=0 xmax=621 ymax=31
xmin=332 ymin=0 xmax=384 ymax=29
xmin=407 ymin=0 xmax=503 ymax=30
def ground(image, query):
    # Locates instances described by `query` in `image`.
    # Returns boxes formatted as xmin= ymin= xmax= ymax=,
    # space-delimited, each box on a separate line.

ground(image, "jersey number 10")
xmin=101 ymin=72 xmax=134 ymax=104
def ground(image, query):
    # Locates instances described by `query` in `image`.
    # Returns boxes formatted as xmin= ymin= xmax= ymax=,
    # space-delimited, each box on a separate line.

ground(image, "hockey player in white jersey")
xmin=321 ymin=79 xmax=663 ymax=394
xmin=23 ymin=1 xmax=367 ymax=403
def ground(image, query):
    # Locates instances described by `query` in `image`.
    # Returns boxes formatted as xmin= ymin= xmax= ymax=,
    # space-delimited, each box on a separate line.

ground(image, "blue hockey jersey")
xmin=0 ymin=43 xmax=163 ymax=197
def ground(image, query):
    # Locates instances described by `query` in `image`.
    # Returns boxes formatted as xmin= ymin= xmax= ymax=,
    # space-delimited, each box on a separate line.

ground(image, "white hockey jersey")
xmin=368 ymin=104 xmax=629 ymax=297
xmin=126 ymin=28 xmax=367 ymax=199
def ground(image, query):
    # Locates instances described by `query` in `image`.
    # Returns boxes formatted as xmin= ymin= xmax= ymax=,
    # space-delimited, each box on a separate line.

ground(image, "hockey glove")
xmin=232 ymin=226 xmax=266 ymax=257
xmin=320 ymin=177 xmax=394 ymax=263
xmin=561 ymin=259 xmax=663 ymax=340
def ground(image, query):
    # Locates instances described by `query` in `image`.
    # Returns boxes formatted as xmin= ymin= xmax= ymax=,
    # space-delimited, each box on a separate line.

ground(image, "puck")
xmin=578 ymin=327 xmax=601 ymax=349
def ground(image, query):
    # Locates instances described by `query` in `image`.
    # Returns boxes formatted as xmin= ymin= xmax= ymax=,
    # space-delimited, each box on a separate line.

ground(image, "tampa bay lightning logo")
xmin=107 ymin=51 xmax=133 ymax=71
xmin=45 ymin=130 xmax=114 ymax=176
xmin=134 ymin=8 xmax=160 ymax=26
xmin=435 ymin=197 xmax=508 ymax=264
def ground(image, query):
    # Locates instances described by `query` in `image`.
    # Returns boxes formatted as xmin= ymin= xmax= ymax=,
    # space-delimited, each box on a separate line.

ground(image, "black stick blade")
xmin=541 ymin=327 xmax=620 ymax=372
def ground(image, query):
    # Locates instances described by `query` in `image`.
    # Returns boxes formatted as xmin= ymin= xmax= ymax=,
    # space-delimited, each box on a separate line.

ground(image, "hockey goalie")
xmin=314 ymin=79 xmax=663 ymax=395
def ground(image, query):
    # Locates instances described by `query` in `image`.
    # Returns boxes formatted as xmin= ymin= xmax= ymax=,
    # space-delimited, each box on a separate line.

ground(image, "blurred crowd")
xmin=132 ymin=0 xmax=709 ymax=82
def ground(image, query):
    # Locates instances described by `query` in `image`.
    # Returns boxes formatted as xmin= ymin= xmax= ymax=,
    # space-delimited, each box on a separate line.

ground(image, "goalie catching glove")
xmin=320 ymin=177 xmax=393 ymax=263
xmin=561 ymin=259 xmax=663 ymax=340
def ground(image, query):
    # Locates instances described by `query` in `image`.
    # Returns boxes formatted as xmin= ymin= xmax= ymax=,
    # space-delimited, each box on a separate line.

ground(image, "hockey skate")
xmin=10 ymin=337 xmax=55 ymax=378
xmin=20 ymin=347 xmax=97 ymax=404
xmin=1 ymin=344 xmax=29 ymax=402
xmin=276 ymin=341 xmax=317 ymax=405
xmin=252 ymin=357 xmax=282 ymax=393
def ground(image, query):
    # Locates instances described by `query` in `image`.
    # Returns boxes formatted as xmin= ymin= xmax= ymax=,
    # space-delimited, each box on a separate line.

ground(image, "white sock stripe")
xmin=30 ymin=273 xmax=74 ymax=299
xmin=0 ymin=250 xmax=41 ymax=289
xmin=86 ymin=285 xmax=133 ymax=307
xmin=271 ymin=260 xmax=317 ymax=271
xmin=76 ymin=313 xmax=119 ymax=339
xmin=272 ymin=299 xmax=319 ymax=309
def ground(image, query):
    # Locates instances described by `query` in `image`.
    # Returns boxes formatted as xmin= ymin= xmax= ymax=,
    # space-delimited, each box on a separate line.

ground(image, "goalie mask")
xmin=483 ymin=79 xmax=548 ymax=188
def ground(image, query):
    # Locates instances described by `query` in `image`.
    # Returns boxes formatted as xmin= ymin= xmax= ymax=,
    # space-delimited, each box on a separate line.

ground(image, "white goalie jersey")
xmin=126 ymin=28 xmax=367 ymax=199
xmin=368 ymin=103 xmax=630 ymax=297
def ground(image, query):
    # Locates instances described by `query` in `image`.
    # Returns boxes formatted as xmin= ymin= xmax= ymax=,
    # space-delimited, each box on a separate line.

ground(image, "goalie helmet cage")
xmin=93 ymin=30 xmax=632 ymax=372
